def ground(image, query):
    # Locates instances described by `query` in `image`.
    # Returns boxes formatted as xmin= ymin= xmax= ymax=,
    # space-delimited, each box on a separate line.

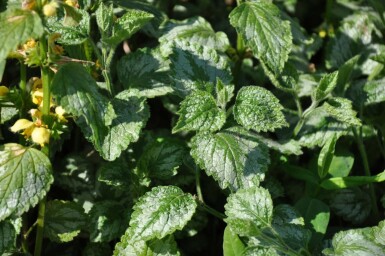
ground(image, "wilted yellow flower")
xmin=22 ymin=0 xmax=36 ymax=10
xmin=10 ymin=119 xmax=34 ymax=133
xmin=0 ymin=86 xmax=9 ymax=96
xmin=43 ymin=1 xmax=59 ymax=17
xmin=31 ymin=127 xmax=50 ymax=147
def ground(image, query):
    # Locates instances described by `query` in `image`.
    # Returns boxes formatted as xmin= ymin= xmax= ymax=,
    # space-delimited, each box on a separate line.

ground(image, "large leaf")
xmin=89 ymin=201 xmax=130 ymax=242
xmin=103 ymin=9 xmax=153 ymax=47
xmin=51 ymin=63 xmax=110 ymax=156
xmin=117 ymin=48 xmax=173 ymax=98
xmin=329 ymin=188 xmax=371 ymax=224
xmin=0 ymin=9 xmax=43 ymax=62
xmin=101 ymin=89 xmax=149 ymax=161
xmin=114 ymin=232 xmax=180 ymax=256
xmin=191 ymin=127 xmax=270 ymax=191
xmin=225 ymin=186 xmax=273 ymax=237
xmin=322 ymin=98 xmax=361 ymax=126
xmin=173 ymin=90 xmax=226 ymax=133
xmin=159 ymin=16 xmax=230 ymax=54
xmin=128 ymin=186 xmax=197 ymax=241
xmin=169 ymin=40 xmax=232 ymax=98
xmin=137 ymin=138 xmax=188 ymax=180
xmin=44 ymin=200 xmax=87 ymax=243
xmin=0 ymin=144 xmax=53 ymax=221
xmin=223 ymin=226 xmax=246 ymax=256
xmin=233 ymin=86 xmax=288 ymax=132
xmin=323 ymin=220 xmax=385 ymax=256
xmin=229 ymin=1 xmax=292 ymax=74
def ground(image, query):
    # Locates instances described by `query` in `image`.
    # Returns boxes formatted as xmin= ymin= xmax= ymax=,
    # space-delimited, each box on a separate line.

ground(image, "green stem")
xmin=34 ymin=35 xmax=51 ymax=256
xmin=195 ymin=167 xmax=204 ymax=203
xmin=294 ymin=95 xmax=303 ymax=117
xmin=293 ymin=101 xmax=318 ymax=137
xmin=325 ymin=0 xmax=334 ymax=24
xmin=198 ymin=201 xmax=226 ymax=219
xmin=34 ymin=197 xmax=46 ymax=256
xmin=19 ymin=62 xmax=27 ymax=119
xmin=353 ymin=127 xmax=380 ymax=222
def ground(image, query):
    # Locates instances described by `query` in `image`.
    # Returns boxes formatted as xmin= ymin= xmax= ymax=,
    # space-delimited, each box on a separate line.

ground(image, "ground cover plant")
xmin=1 ymin=0 xmax=385 ymax=255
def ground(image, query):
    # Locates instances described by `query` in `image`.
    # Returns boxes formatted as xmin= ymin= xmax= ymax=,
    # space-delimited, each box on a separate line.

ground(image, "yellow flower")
xmin=31 ymin=88 xmax=44 ymax=105
xmin=0 ymin=86 xmax=9 ymax=96
xmin=43 ymin=1 xmax=59 ymax=17
xmin=319 ymin=30 xmax=327 ymax=38
xmin=22 ymin=0 xmax=36 ymax=10
xmin=55 ymin=106 xmax=67 ymax=122
xmin=10 ymin=119 xmax=34 ymax=133
xmin=31 ymin=127 xmax=50 ymax=147
xmin=65 ymin=0 xmax=77 ymax=7
xmin=22 ymin=39 xmax=36 ymax=51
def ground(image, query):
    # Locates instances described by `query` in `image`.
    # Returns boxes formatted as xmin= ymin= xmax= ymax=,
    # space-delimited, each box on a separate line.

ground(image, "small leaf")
xmin=159 ymin=16 xmax=230 ymax=54
xmin=137 ymin=138 xmax=188 ymax=180
xmin=0 ymin=144 xmax=53 ymax=221
xmin=334 ymin=55 xmax=360 ymax=96
xmin=89 ymin=201 xmax=130 ymax=242
xmin=0 ymin=220 xmax=17 ymax=252
xmin=96 ymin=3 xmax=114 ymax=37
xmin=191 ymin=127 xmax=270 ymax=191
xmin=229 ymin=2 xmax=292 ymax=74
xmin=173 ymin=90 xmax=226 ymax=133
xmin=318 ymin=134 xmax=338 ymax=179
xmin=233 ymin=86 xmax=288 ymax=132
xmin=114 ymin=232 xmax=180 ymax=256
xmin=169 ymin=40 xmax=232 ymax=98
xmin=295 ymin=197 xmax=330 ymax=248
xmin=215 ymin=79 xmax=234 ymax=108
xmin=312 ymin=71 xmax=339 ymax=102
xmin=103 ymin=9 xmax=153 ymax=47
xmin=323 ymin=221 xmax=385 ymax=255
xmin=117 ymin=48 xmax=173 ymax=98
xmin=322 ymin=98 xmax=361 ymax=126
xmin=129 ymin=186 xmax=197 ymax=241
xmin=223 ymin=226 xmax=246 ymax=256
xmin=52 ymin=63 xmax=110 ymax=156
xmin=0 ymin=9 xmax=43 ymax=62
xmin=329 ymin=149 xmax=355 ymax=178
xmin=329 ymin=188 xmax=371 ymax=224
xmin=44 ymin=200 xmax=87 ymax=243
xmin=225 ymin=186 xmax=273 ymax=237
xmin=101 ymin=89 xmax=149 ymax=161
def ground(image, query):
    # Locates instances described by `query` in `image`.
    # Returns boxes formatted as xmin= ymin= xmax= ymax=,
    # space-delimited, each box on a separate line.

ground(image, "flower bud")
xmin=43 ymin=1 xmax=59 ymax=17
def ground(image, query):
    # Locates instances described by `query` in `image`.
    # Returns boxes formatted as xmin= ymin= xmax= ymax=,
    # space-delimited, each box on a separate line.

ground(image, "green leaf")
xmin=362 ymin=77 xmax=385 ymax=106
xmin=225 ymin=186 xmax=273 ymax=237
xmin=44 ymin=200 xmax=87 ymax=243
xmin=137 ymin=138 xmax=188 ymax=180
xmin=322 ymin=98 xmax=361 ymax=126
xmin=129 ymin=186 xmax=197 ymax=241
xmin=96 ymin=2 xmax=114 ymax=37
xmin=318 ymin=134 xmax=337 ymax=179
xmin=191 ymin=127 xmax=270 ymax=191
xmin=117 ymin=48 xmax=173 ymax=98
xmin=101 ymin=89 xmax=149 ymax=161
xmin=1 ymin=107 xmax=18 ymax=124
xmin=173 ymin=90 xmax=226 ymax=133
xmin=215 ymin=79 xmax=234 ymax=109
xmin=329 ymin=188 xmax=371 ymax=224
xmin=169 ymin=40 xmax=232 ymax=98
xmin=98 ymin=157 xmax=131 ymax=188
xmin=51 ymin=63 xmax=109 ymax=156
xmin=295 ymin=197 xmax=330 ymax=249
xmin=103 ymin=9 xmax=153 ymax=47
xmin=229 ymin=1 xmax=292 ymax=74
xmin=334 ymin=55 xmax=360 ymax=96
xmin=254 ymin=135 xmax=302 ymax=155
xmin=243 ymin=247 xmax=279 ymax=256
xmin=329 ymin=149 xmax=354 ymax=178
xmin=0 ymin=220 xmax=17 ymax=252
xmin=260 ymin=61 xmax=299 ymax=93
xmin=312 ymin=71 xmax=339 ymax=102
xmin=297 ymin=108 xmax=349 ymax=148
xmin=320 ymin=170 xmax=385 ymax=190
xmin=223 ymin=226 xmax=246 ymax=256
xmin=47 ymin=8 xmax=90 ymax=45
xmin=159 ymin=16 xmax=230 ymax=54
xmin=0 ymin=9 xmax=43 ymax=62
xmin=233 ymin=86 xmax=288 ymax=132
xmin=114 ymin=232 xmax=180 ymax=256
xmin=273 ymin=204 xmax=304 ymax=226
xmin=326 ymin=13 xmax=374 ymax=69
xmin=89 ymin=201 xmax=130 ymax=242
xmin=0 ymin=144 xmax=53 ymax=221
xmin=323 ymin=221 xmax=385 ymax=255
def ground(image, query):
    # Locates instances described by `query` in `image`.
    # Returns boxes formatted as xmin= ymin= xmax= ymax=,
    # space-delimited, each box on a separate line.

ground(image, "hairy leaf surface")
xmin=0 ymin=144 xmax=53 ymax=221
xmin=191 ymin=127 xmax=270 ymax=191
xmin=322 ymin=98 xmax=361 ymax=126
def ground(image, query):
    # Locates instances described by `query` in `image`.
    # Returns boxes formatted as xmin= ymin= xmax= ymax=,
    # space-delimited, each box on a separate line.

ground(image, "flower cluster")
xmin=10 ymin=77 xmax=68 ymax=147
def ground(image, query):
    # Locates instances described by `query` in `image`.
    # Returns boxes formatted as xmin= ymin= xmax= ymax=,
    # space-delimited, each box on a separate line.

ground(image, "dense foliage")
xmin=1 ymin=0 xmax=385 ymax=255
